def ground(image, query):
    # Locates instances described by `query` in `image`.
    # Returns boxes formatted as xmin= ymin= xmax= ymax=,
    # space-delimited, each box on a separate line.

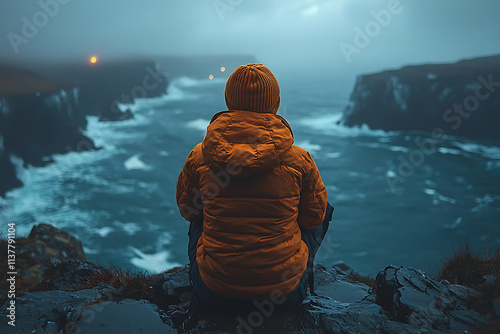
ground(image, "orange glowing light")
xmin=89 ymin=56 xmax=98 ymax=64
xmin=220 ymin=67 xmax=226 ymax=72
xmin=209 ymin=74 xmax=214 ymax=80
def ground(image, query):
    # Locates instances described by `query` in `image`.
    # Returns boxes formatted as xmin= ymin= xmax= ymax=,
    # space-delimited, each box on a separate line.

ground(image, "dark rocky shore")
xmin=340 ymin=54 xmax=500 ymax=141
xmin=1 ymin=224 xmax=498 ymax=333
xmin=0 ymin=61 xmax=168 ymax=196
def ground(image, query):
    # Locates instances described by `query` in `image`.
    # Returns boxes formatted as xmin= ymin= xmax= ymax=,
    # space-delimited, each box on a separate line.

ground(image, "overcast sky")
xmin=1 ymin=0 xmax=499 ymax=77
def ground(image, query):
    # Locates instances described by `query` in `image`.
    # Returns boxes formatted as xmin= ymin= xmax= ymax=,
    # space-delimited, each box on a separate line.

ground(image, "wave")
xmin=0 ymin=115 xmax=146 ymax=236
xmin=297 ymin=112 xmax=399 ymax=138
xmin=128 ymin=246 xmax=180 ymax=273
xmin=175 ymin=76 xmax=226 ymax=87
xmin=124 ymin=155 xmax=152 ymax=171
xmin=296 ymin=140 xmax=321 ymax=153
xmin=451 ymin=141 xmax=500 ymax=160
xmin=186 ymin=118 xmax=210 ymax=132
xmin=117 ymin=76 xmax=209 ymax=113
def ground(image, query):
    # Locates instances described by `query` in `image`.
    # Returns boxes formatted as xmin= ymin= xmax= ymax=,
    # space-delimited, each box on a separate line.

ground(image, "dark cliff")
xmin=29 ymin=59 xmax=168 ymax=120
xmin=0 ymin=60 xmax=168 ymax=196
xmin=340 ymin=55 xmax=500 ymax=141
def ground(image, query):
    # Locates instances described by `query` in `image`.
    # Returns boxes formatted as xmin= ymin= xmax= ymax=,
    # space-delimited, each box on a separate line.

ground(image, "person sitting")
xmin=176 ymin=63 xmax=334 ymax=308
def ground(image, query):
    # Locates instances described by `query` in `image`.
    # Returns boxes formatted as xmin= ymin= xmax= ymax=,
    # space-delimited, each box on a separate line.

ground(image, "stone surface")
xmin=0 ymin=225 xmax=494 ymax=333
xmin=0 ymin=288 xmax=98 ymax=333
xmin=0 ymin=224 xmax=87 ymax=284
xmin=376 ymin=265 xmax=487 ymax=332
xmin=0 ymin=60 xmax=169 ymax=196
xmin=494 ymin=298 xmax=500 ymax=317
xmin=29 ymin=224 xmax=87 ymax=262
xmin=75 ymin=299 xmax=176 ymax=334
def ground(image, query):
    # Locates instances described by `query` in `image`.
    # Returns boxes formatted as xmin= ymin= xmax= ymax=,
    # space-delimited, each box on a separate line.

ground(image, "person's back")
xmin=177 ymin=63 xmax=333 ymax=305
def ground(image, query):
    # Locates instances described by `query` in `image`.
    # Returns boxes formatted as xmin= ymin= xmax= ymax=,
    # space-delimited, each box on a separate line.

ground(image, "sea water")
xmin=0 ymin=74 xmax=499 ymax=276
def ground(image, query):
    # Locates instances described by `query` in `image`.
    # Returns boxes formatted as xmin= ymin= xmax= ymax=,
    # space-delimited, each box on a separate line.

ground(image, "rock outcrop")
xmin=1 ymin=224 xmax=496 ymax=333
xmin=0 ymin=60 xmax=168 ymax=196
xmin=340 ymin=55 xmax=500 ymax=141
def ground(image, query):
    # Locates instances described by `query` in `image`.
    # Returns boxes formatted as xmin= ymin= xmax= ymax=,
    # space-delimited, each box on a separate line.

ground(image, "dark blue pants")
xmin=188 ymin=202 xmax=334 ymax=307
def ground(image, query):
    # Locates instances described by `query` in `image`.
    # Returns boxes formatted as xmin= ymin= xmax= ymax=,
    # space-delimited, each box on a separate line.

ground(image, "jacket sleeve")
xmin=297 ymin=151 xmax=328 ymax=229
xmin=176 ymin=149 xmax=203 ymax=224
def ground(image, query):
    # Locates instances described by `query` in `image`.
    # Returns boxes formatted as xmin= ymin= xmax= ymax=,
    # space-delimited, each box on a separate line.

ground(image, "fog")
xmin=1 ymin=0 xmax=500 ymax=77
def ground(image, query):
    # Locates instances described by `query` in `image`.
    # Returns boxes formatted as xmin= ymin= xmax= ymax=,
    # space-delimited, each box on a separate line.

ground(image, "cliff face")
xmin=0 ymin=89 xmax=94 ymax=165
xmin=0 ymin=88 xmax=96 ymax=196
xmin=340 ymin=55 xmax=500 ymax=141
xmin=0 ymin=60 xmax=169 ymax=196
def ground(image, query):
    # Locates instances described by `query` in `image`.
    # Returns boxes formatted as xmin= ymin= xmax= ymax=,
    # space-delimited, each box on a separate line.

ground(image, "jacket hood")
xmin=202 ymin=110 xmax=294 ymax=178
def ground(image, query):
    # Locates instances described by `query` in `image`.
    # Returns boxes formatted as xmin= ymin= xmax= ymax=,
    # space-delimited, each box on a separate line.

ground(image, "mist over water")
xmin=2 ymin=0 xmax=500 ymax=77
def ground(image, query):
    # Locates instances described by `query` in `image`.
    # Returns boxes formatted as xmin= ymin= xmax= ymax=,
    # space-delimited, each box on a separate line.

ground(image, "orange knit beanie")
xmin=224 ymin=63 xmax=280 ymax=114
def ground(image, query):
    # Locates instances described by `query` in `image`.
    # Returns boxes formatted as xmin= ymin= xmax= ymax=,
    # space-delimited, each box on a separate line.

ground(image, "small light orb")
xmin=220 ymin=67 xmax=226 ymax=72
xmin=209 ymin=74 xmax=214 ymax=80
xmin=90 ymin=56 xmax=98 ymax=64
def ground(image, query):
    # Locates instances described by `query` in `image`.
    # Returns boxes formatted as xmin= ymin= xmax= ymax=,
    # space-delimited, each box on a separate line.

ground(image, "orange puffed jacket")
xmin=176 ymin=110 xmax=327 ymax=300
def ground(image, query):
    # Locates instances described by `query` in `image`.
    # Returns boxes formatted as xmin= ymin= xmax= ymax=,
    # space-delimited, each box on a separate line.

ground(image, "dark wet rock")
xmin=74 ymin=299 xmax=176 ymax=334
xmin=28 ymin=224 xmax=87 ymax=262
xmin=155 ymin=263 xmax=488 ymax=333
xmin=100 ymin=105 xmax=134 ymax=122
xmin=0 ymin=60 xmax=168 ymax=196
xmin=0 ymin=224 xmax=86 ymax=283
xmin=0 ymin=89 xmax=94 ymax=167
xmin=0 ymin=225 xmax=493 ymax=333
xmin=494 ymin=298 xmax=500 ymax=317
xmin=331 ymin=260 xmax=351 ymax=272
xmin=0 ymin=288 xmax=98 ymax=333
xmin=313 ymin=264 xmax=372 ymax=303
xmin=376 ymin=265 xmax=488 ymax=332
xmin=153 ymin=265 xmax=192 ymax=306
xmin=339 ymin=54 xmax=500 ymax=141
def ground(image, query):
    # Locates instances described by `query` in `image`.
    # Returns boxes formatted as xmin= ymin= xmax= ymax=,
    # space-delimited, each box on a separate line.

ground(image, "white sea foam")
xmin=326 ymin=152 xmax=341 ymax=159
xmin=297 ymin=112 xmax=397 ymax=138
xmin=0 ymin=114 xmax=146 ymax=237
xmin=118 ymin=76 xmax=207 ymax=114
xmin=176 ymin=76 xmax=225 ymax=87
xmin=438 ymin=147 xmax=467 ymax=156
xmin=95 ymin=226 xmax=114 ymax=237
xmin=471 ymin=194 xmax=497 ymax=213
xmin=424 ymin=188 xmax=456 ymax=205
xmin=129 ymin=246 xmax=181 ymax=273
xmin=358 ymin=142 xmax=410 ymax=153
xmin=298 ymin=113 xmax=342 ymax=130
xmin=116 ymin=221 xmax=141 ymax=236
xmin=444 ymin=217 xmax=463 ymax=229
xmin=124 ymin=155 xmax=152 ymax=171
xmin=452 ymin=142 xmax=500 ymax=160
xmin=296 ymin=140 xmax=321 ymax=153
xmin=186 ymin=118 xmax=210 ymax=132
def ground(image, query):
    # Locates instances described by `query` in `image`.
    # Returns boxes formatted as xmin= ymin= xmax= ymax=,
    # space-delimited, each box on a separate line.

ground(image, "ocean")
xmin=1 ymin=74 xmax=499 ymax=276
